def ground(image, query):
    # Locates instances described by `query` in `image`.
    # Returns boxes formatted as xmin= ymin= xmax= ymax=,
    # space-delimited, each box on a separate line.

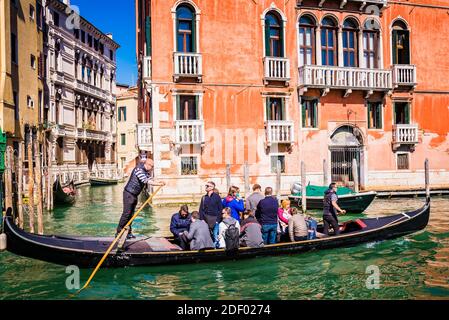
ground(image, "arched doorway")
xmin=329 ymin=125 xmax=364 ymax=187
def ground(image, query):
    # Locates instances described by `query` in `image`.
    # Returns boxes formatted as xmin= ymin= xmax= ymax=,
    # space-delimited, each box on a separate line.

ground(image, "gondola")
xmin=2 ymin=198 xmax=430 ymax=268
xmin=288 ymin=191 xmax=377 ymax=213
xmin=89 ymin=177 xmax=120 ymax=186
xmin=53 ymin=177 xmax=76 ymax=205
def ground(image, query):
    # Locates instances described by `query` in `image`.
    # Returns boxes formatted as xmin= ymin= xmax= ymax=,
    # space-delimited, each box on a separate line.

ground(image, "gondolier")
xmin=117 ymin=158 xmax=165 ymax=238
xmin=323 ymin=183 xmax=346 ymax=236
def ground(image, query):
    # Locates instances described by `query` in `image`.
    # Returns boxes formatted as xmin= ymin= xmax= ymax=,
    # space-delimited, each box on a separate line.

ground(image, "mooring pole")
xmin=5 ymin=147 xmax=13 ymax=215
xmin=352 ymin=158 xmax=359 ymax=193
xmin=17 ymin=143 xmax=24 ymax=229
xmin=27 ymin=130 xmax=35 ymax=234
xmin=425 ymin=158 xmax=430 ymax=200
xmin=301 ymin=161 xmax=307 ymax=213
xmin=244 ymin=161 xmax=250 ymax=198
xmin=35 ymin=139 xmax=44 ymax=235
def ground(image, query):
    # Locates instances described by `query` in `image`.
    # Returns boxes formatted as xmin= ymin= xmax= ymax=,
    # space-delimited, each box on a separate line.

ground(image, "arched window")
xmin=298 ymin=15 xmax=315 ymax=66
xmin=321 ymin=17 xmax=338 ymax=66
xmin=363 ymin=20 xmax=380 ymax=68
xmin=176 ymin=5 xmax=195 ymax=53
xmin=342 ymin=18 xmax=358 ymax=67
xmin=265 ymin=12 xmax=283 ymax=57
xmin=392 ymin=20 xmax=410 ymax=65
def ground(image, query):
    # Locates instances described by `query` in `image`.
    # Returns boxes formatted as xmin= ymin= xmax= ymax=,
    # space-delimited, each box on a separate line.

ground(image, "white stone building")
xmin=44 ymin=0 xmax=120 ymax=183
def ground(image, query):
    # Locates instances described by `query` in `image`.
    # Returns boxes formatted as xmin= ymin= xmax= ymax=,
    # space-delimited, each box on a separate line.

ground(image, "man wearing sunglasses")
xmin=199 ymin=181 xmax=223 ymax=246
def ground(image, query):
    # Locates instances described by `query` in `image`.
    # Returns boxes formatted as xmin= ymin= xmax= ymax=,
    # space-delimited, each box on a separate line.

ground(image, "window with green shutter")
xmin=367 ymin=102 xmax=383 ymax=129
xmin=265 ymin=12 xmax=283 ymax=57
xmin=266 ymin=97 xmax=285 ymax=121
xmin=302 ymin=99 xmax=318 ymax=128
xmin=394 ymin=102 xmax=411 ymax=125
xmin=177 ymin=95 xmax=198 ymax=120
xmin=121 ymin=134 xmax=126 ymax=146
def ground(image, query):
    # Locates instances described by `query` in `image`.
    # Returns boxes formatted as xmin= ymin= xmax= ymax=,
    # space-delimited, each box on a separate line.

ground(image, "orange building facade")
xmin=136 ymin=0 xmax=449 ymax=198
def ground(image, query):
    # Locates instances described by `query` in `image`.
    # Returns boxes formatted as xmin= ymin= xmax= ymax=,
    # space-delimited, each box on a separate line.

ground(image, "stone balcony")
xmin=265 ymin=120 xmax=295 ymax=146
xmin=173 ymin=52 xmax=202 ymax=82
xmin=175 ymin=120 xmax=205 ymax=146
xmin=137 ymin=123 xmax=153 ymax=151
xmin=298 ymin=65 xmax=393 ymax=97
xmin=75 ymin=80 xmax=108 ymax=101
xmin=143 ymin=56 xmax=152 ymax=80
xmin=264 ymin=57 xmax=290 ymax=85
xmin=393 ymin=65 xmax=417 ymax=88
xmin=76 ymin=128 xmax=110 ymax=141
xmin=392 ymin=124 xmax=419 ymax=150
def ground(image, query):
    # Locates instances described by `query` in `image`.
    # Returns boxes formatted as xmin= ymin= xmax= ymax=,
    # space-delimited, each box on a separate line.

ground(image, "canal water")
xmin=0 ymin=184 xmax=448 ymax=300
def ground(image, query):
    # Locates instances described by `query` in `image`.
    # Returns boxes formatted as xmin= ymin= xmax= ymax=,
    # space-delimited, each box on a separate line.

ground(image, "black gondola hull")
xmin=53 ymin=179 xmax=76 ymax=205
xmin=289 ymin=191 xmax=377 ymax=213
xmin=3 ymin=199 xmax=430 ymax=268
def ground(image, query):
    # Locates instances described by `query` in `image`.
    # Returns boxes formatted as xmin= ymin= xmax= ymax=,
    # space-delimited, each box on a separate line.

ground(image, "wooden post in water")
xmin=323 ymin=159 xmax=329 ymax=186
xmin=4 ymin=147 xmax=13 ymax=215
xmin=27 ymin=130 xmax=35 ymax=233
xmin=276 ymin=160 xmax=282 ymax=199
xmin=301 ymin=161 xmax=307 ymax=213
xmin=35 ymin=139 xmax=44 ymax=235
xmin=47 ymin=139 xmax=53 ymax=211
xmin=244 ymin=161 xmax=250 ymax=198
xmin=425 ymin=158 xmax=430 ymax=199
xmin=352 ymin=159 xmax=359 ymax=193
xmin=226 ymin=164 xmax=231 ymax=192
xmin=17 ymin=143 xmax=24 ymax=229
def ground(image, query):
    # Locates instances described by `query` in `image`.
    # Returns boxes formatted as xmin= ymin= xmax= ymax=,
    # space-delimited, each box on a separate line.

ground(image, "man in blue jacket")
xmin=117 ymin=158 xmax=165 ymax=238
xmin=256 ymin=187 xmax=279 ymax=245
xmin=170 ymin=205 xmax=192 ymax=249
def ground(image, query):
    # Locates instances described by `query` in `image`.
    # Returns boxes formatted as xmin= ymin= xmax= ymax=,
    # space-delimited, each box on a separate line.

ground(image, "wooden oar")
xmin=75 ymin=185 xmax=163 ymax=295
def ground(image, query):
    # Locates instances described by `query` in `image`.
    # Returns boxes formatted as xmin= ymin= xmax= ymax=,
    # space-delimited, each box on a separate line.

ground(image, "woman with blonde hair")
xmin=277 ymin=199 xmax=293 ymax=242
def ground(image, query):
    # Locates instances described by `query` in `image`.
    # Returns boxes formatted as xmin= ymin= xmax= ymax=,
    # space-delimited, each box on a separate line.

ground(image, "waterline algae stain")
xmin=0 ymin=185 xmax=448 ymax=300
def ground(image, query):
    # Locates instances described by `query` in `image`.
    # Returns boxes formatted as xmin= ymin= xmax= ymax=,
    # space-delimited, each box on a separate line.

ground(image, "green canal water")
xmin=0 ymin=184 xmax=448 ymax=300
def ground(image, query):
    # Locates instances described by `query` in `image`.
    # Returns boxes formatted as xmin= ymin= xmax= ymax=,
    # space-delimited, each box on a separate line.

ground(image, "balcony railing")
xmin=298 ymin=65 xmax=393 ymax=91
xmin=393 ymin=65 xmax=417 ymax=87
xmin=266 ymin=120 xmax=295 ymax=145
xmin=75 ymin=80 xmax=108 ymax=100
xmin=137 ymin=123 xmax=153 ymax=151
xmin=174 ymin=52 xmax=202 ymax=81
xmin=175 ymin=120 xmax=205 ymax=145
xmin=143 ymin=56 xmax=152 ymax=79
xmin=264 ymin=57 xmax=290 ymax=83
xmin=393 ymin=124 xmax=419 ymax=144
xmin=77 ymin=128 xmax=109 ymax=141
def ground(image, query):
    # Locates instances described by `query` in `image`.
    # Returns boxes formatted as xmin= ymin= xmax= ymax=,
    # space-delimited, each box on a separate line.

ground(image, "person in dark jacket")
xmin=323 ymin=183 xmax=346 ymax=236
xmin=199 ymin=181 xmax=223 ymax=244
xmin=255 ymin=187 xmax=279 ymax=245
xmin=116 ymin=158 xmax=165 ymax=238
xmin=170 ymin=205 xmax=192 ymax=250
xmin=182 ymin=211 xmax=215 ymax=251
xmin=222 ymin=186 xmax=245 ymax=222
xmin=240 ymin=210 xmax=264 ymax=248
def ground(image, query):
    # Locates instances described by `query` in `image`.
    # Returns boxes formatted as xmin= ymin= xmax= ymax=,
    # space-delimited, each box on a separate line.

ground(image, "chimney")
xmin=106 ymin=33 xmax=113 ymax=40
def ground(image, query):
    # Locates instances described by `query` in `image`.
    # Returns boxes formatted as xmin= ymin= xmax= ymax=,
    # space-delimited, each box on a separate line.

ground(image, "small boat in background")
xmin=289 ymin=184 xmax=377 ymax=213
xmin=89 ymin=177 xmax=120 ymax=186
xmin=53 ymin=178 xmax=76 ymax=205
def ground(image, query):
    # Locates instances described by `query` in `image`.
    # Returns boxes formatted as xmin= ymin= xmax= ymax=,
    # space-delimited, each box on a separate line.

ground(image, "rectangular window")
xmin=99 ymin=43 xmax=104 ymax=54
xmin=74 ymin=29 xmax=80 ymax=39
xmin=29 ymin=4 xmax=35 ymax=20
xmin=88 ymin=35 xmax=93 ymax=47
xmin=36 ymin=2 xmax=43 ymax=29
xmin=397 ymin=153 xmax=410 ymax=170
xmin=394 ymin=102 xmax=410 ymax=125
xmin=11 ymin=33 xmax=18 ymax=64
xmin=271 ymin=155 xmax=286 ymax=174
xmin=94 ymin=39 xmax=99 ymax=51
xmin=299 ymin=27 xmax=314 ymax=66
xmin=266 ymin=97 xmax=285 ymax=121
xmin=181 ymin=157 xmax=198 ymax=175
xmin=363 ymin=32 xmax=379 ymax=68
xmin=118 ymin=107 xmax=127 ymax=122
xmin=53 ymin=11 xmax=59 ymax=27
xmin=343 ymin=30 xmax=357 ymax=67
xmin=302 ymin=99 xmax=318 ymax=128
xmin=367 ymin=102 xmax=383 ymax=129
xmin=81 ymin=30 xmax=86 ymax=43
xmin=31 ymin=55 xmax=36 ymax=69
xmin=120 ymin=134 xmax=126 ymax=146
xmin=177 ymin=95 xmax=198 ymax=120
xmin=27 ymin=96 xmax=34 ymax=109
xmin=13 ymin=92 xmax=19 ymax=120
xmin=109 ymin=50 xmax=114 ymax=61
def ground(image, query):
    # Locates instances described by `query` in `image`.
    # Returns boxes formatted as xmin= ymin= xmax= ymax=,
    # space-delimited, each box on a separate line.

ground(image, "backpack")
xmin=224 ymin=223 xmax=240 ymax=251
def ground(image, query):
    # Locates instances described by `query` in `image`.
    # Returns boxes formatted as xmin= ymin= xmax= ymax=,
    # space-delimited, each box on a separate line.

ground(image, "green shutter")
xmin=265 ymin=18 xmax=271 ymax=56
xmin=377 ymin=104 xmax=382 ymax=129
xmin=405 ymin=103 xmax=410 ymax=124
xmin=280 ymin=22 xmax=284 ymax=57
xmin=367 ymin=104 xmax=372 ymax=129
xmin=176 ymin=95 xmax=180 ymax=120
xmin=192 ymin=14 xmax=196 ymax=53
xmin=313 ymin=100 xmax=318 ymax=128
xmin=281 ymin=98 xmax=285 ymax=120
xmin=124 ymin=107 xmax=127 ymax=122
xmin=392 ymin=31 xmax=398 ymax=65
xmin=301 ymin=101 xmax=306 ymax=128
xmin=403 ymin=31 xmax=410 ymax=64
xmin=266 ymin=98 xmax=271 ymax=120
xmin=195 ymin=95 xmax=199 ymax=119
xmin=145 ymin=16 xmax=151 ymax=56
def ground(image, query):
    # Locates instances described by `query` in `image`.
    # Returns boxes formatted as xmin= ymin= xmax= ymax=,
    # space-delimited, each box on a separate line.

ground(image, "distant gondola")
xmin=89 ymin=177 xmax=120 ymax=186
xmin=289 ymin=191 xmax=377 ymax=213
xmin=53 ymin=177 xmax=76 ymax=205
xmin=2 ymin=198 xmax=430 ymax=268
